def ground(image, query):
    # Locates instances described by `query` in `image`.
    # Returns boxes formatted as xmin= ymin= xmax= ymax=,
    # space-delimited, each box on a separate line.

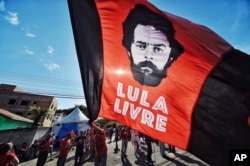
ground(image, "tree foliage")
xmin=29 ymin=105 xmax=53 ymax=127
xmin=57 ymin=105 xmax=89 ymax=117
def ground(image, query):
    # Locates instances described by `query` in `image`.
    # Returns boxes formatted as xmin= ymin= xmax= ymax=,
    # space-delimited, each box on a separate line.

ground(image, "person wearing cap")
xmin=0 ymin=142 xmax=20 ymax=166
xmin=56 ymin=132 xmax=74 ymax=166
xmin=92 ymin=121 xmax=107 ymax=166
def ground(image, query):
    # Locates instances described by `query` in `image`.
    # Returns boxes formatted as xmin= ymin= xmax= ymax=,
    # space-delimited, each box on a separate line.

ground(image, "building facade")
xmin=0 ymin=84 xmax=58 ymax=127
xmin=0 ymin=108 xmax=33 ymax=130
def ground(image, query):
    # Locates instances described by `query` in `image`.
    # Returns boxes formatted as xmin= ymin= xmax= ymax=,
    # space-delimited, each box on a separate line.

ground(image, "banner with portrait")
xmin=68 ymin=0 xmax=250 ymax=165
xmin=88 ymin=0 xmax=232 ymax=149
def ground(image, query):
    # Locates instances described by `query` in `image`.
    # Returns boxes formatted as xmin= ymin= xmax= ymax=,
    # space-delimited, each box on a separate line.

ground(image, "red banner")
xmin=95 ymin=0 xmax=232 ymax=149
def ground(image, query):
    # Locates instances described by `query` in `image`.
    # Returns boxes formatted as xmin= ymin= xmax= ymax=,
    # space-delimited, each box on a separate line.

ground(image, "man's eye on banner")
xmin=122 ymin=4 xmax=184 ymax=87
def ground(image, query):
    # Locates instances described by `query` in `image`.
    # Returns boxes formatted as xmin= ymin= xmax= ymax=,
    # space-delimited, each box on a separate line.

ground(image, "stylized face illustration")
xmin=128 ymin=24 xmax=172 ymax=86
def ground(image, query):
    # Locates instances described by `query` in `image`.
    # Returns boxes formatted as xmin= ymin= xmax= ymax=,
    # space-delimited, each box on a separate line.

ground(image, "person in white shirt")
xmin=130 ymin=129 xmax=142 ymax=154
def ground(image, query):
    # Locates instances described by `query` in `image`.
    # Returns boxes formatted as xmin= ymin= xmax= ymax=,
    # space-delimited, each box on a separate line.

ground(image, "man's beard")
xmin=130 ymin=60 xmax=167 ymax=87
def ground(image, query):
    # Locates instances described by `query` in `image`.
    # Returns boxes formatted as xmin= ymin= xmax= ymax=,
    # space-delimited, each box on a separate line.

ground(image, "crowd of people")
xmin=104 ymin=123 xmax=176 ymax=165
xmin=0 ymin=121 xmax=176 ymax=166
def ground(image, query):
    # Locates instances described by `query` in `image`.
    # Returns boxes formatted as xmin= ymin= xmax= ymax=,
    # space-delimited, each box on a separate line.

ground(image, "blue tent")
xmin=52 ymin=107 xmax=90 ymax=140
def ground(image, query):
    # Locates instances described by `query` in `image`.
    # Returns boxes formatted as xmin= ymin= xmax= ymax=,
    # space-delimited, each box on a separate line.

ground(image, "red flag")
xmin=93 ymin=0 xmax=232 ymax=149
xmin=68 ymin=0 xmax=250 ymax=165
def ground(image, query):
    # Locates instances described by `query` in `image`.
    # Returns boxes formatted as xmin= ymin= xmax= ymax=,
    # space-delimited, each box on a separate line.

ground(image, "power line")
xmin=0 ymin=70 xmax=85 ymax=99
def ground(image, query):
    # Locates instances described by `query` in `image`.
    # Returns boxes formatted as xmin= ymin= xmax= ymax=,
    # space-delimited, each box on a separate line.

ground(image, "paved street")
xmin=19 ymin=139 xmax=209 ymax=166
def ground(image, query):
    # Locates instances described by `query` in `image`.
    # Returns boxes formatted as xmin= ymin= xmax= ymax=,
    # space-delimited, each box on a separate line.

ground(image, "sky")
xmin=0 ymin=0 xmax=249 ymax=109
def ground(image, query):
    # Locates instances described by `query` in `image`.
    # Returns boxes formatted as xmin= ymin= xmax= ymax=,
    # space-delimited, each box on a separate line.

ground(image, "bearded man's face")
xmin=128 ymin=24 xmax=172 ymax=86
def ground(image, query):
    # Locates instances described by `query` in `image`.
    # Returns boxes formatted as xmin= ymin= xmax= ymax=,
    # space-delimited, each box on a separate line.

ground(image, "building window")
xmin=8 ymin=99 xmax=16 ymax=104
xmin=20 ymin=100 xmax=29 ymax=105
xmin=50 ymin=104 xmax=54 ymax=109
xmin=33 ymin=101 xmax=37 ymax=105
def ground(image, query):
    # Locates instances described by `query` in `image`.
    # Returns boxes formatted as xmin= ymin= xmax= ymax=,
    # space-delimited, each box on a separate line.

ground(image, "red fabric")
xmin=0 ymin=152 xmax=17 ymax=166
xmin=120 ymin=127 xmax=131 ymax=141
xmin=58 ymin=138 xmax=71 ymax=157
xmin=94 ymin=0 xmax=232 ymax=149
xmin=94 ymin=131 xmax=107 ymax=158
xmin=39 ymin=139 xmax=51 ymax=152
xmin=68 ymin=1 xmax=250 ymax=165
xmin=248 ymin=116 xmax=250 ymax=126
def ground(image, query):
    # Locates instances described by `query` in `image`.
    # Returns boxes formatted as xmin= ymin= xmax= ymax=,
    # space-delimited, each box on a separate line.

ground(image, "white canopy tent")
xmin=52 ymin=107 xmax=90 ymax=139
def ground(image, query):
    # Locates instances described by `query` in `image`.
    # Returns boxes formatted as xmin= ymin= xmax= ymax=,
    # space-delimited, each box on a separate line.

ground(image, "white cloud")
xmin=0 ymin=0 xmax=5 ymax=11
xmin=5 ymin=11 xmax=19 ymax=25
xmin=44 ymin=63 xmax=60 ymax=71
xmin=24 ymin=48 xmax=34 ymax=55
xmin=26 ymin=32 xmax=36 ymax=37
xmin=47 ymin=46 xmax=54 ymax=55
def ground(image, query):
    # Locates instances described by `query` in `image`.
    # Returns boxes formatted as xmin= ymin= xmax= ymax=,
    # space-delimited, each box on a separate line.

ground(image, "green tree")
xmin=57 ymin=105 xmax=89 ymax=117
xmin=78 ymin=105 xmax=89 ymax=117
xmin=29 ymin=105 xmax=53 ymax=127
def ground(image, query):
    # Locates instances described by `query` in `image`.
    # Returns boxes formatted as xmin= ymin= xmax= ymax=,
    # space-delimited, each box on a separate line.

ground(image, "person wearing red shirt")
xmin=92 ymin=121 xmax=107 ymax=166
xmin=36 ymin=134 xmax=53 ymax=166
xmin=0 ymin=142 xmax=19 ymax=166
xmin=56 ymin=132 xmax=73 ymax=166
xmin=119 ymin=125 xmax=131 ymax=158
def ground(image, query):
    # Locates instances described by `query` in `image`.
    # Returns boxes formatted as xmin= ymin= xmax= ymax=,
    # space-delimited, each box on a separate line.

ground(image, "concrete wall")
xmin=0 ymin=127 xmax=51 ymax=147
